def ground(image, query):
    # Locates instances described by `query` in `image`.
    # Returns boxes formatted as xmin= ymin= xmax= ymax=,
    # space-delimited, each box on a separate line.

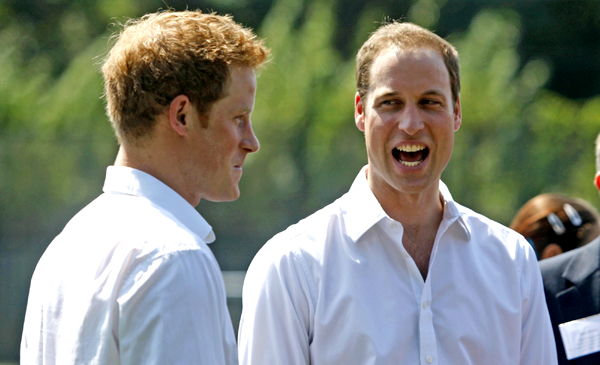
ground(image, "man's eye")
xmin=422 ymin=99 xmax=440 ymax=105
xmin=382 ymin=100 xmax=398 ymax=106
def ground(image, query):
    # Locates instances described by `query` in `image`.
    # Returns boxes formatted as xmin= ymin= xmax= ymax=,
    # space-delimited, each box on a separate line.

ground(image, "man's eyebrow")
xmin=373 ymin=90 xmax=399 ymax=99
xmin=372 ymin=88 xmax=448 ymax=100
xmin=422 ymin=89 xmax=447 ymax=98
xmin=234 ymin=106 xmax=253 ymax=114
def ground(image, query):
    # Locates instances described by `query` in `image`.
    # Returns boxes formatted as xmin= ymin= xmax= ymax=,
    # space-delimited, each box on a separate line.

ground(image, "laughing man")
xmin=238 ymin=21 xmax=556 ymax=364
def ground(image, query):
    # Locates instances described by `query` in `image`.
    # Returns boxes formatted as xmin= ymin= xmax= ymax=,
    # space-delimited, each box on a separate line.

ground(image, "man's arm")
xmin=238 ymin=244 xmax=315 ymax=365
xmin=519 ymin=242 xmax=558 ymax=365
xmin=117 ymin=248 xmax=237 ymax=365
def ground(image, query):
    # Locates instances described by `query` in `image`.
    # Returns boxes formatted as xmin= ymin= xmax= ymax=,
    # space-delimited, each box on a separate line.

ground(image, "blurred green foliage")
xmin=446 ymin=10 xmax=600 ymax=221
xmin=2 ymin=0 xmax=600 ymax=361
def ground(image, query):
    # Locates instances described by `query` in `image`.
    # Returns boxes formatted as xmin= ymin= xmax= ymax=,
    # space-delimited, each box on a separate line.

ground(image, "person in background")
xmin=238 ymin=21 xmax=556 ymax=365
xmin=510 ymin=193 xmax=600 ymax=260
xmin=540 ymin=133 xmax=600 ymax=364
xmin=21 ymin=10 xmax=268 ymax=364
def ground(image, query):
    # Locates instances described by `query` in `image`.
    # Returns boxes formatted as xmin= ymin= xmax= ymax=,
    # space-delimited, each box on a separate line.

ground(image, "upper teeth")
xmin=396 ymin=145 xmax=425 ymax=152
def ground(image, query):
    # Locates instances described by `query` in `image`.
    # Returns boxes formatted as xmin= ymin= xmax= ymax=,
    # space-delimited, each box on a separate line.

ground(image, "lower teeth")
xmin=400 ymin=161 xmax=420 ymax=167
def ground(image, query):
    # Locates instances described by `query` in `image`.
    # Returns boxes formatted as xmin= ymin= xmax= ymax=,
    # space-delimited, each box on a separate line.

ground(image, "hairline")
xmin=361 ymin=45 xmax=457 ymax=105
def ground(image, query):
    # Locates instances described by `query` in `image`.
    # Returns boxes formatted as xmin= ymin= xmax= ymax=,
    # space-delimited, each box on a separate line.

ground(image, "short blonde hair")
xmin=356 ymin=22 xmax=460 ymax=104
xmin=102 ymin=10 xmax=269 ymax=144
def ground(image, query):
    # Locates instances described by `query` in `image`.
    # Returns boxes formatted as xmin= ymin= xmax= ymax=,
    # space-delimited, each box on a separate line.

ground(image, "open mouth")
xmin=392 ymin=144 xmax=429 ymax=167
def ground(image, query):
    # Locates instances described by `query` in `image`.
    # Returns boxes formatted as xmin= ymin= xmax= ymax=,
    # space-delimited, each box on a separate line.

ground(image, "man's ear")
xmin=595 ymin=172 xmax=600 ymax=192
xmin=355 ymin=92 xmax=365 ymax=132
xmin=169 ymin=95 xmax=192 ymax=136
xmin=453 ymin=96 xmax=462 ymax=132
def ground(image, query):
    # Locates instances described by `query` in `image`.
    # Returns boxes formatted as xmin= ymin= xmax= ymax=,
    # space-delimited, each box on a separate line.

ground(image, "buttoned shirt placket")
xmin=385 ymin=203 xmax=459 ymax=365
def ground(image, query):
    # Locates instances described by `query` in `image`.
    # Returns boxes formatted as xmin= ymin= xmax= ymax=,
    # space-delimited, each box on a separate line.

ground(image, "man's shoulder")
xmin=538 ymin=247 xmax=575 ymax=275
xmin=453 ymin=200 xmax=522 ymax=242
xmin=450 ymin=200 xmax=537 ymax=268
xmin=32 ymin=193 xmax=219 ymax=306
xmin=62 ymin=192 xmax=206 ymax=256
xmin=540 ymin=236 xmax=600 ymax=278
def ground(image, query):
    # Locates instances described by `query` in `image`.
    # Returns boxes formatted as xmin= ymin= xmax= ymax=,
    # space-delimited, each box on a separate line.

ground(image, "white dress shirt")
xmin=239 ymin=166 xmax=557 ymax=365
xmin=21 ymin=166 xmax=237 ymax=365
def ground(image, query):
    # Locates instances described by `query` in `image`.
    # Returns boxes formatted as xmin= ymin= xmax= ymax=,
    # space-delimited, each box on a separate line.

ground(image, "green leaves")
xmin=0 ymin=26 xmax=115 ymax=243
xmin=446 ymin=10 xmax=598 ymax=223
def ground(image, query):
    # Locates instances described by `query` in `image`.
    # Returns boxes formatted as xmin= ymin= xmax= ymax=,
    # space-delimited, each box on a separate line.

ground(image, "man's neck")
xmin=113 ymin=142 xmax=199 ymax=207
xmin=114 ymin=144 xmax=161 ymax=178
xmin=372 ymin=181 xmax=444 ymax=230
xmin=367 ymin=174 xmax=445 ymax=280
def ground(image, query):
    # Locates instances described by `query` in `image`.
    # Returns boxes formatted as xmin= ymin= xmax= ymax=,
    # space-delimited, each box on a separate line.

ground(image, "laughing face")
xmin=355 ymin=47 xmax=461 ymax=201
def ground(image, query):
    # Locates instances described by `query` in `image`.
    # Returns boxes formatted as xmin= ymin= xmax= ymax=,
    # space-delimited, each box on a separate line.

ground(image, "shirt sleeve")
xmin=519 ymin=241 xmax=558 ymax=365
xmin=238 ymin=243 xmax=315 ymax=365
xmin=117 ymin=248 xmax=237 ymax=365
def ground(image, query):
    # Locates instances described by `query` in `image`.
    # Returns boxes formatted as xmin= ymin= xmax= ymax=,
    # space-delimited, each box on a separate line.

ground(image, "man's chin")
xmin=390 ymin=176 xmax=435 ymax=195
xmin=204 ymin=187 xmax=240 ymax=203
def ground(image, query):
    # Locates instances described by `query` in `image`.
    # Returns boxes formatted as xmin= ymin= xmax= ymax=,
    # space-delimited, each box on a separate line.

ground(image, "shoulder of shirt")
xmin=447 ymin=201 xmax=538 ymax=279
xmin=60 ymin=192 xmax=210 ymax=261
xmin=451 ymin=199 xmax=530 ymax=253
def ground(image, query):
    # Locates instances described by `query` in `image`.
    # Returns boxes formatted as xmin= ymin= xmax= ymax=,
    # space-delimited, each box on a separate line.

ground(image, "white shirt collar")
xmin=102 ymin=166 xmax=216 ymax=244
xmin=341 ymin=165 xmax=470 ymax=243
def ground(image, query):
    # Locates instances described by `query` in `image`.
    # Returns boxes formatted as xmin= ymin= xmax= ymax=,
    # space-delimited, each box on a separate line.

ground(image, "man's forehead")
xmin=368 ymin=47 xmax=451 ymax=102
xmin=369 ymin=48 xmax=448 ymax=83
xmin=372 ymin=46 xmax=444 ymax=69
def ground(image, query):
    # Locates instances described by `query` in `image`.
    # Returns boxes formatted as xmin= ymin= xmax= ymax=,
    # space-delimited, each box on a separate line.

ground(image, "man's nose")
xmin=242 ymin=122 xmax=260 ymax=153
xmin=398 ymin=104 xmax=425 ymax=135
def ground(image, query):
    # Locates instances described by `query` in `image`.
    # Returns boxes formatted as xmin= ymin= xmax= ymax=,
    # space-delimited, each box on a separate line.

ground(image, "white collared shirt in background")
xmin=239 ymin=166 xmax=557 ymax=365
xmin=21 ymin=166 xmax=237 ymax=365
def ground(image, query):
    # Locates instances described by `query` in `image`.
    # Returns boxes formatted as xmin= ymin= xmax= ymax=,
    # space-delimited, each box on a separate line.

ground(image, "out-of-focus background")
xmin=2 ymin=0 xmax=600 ymax=362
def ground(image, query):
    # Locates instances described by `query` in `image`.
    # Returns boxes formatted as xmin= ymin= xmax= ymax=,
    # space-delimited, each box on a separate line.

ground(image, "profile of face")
xmin=354 ymin=48 xmax=461 ymax=199
xmin=180 ymin=66 xmax=260 ymax=204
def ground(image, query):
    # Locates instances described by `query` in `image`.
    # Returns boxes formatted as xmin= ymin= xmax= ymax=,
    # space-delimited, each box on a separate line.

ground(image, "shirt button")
xmin=390 ymin=221 xmax=399 ymax=229
xmin=426 ymin=355 xmax=433 ymax=363
xmin=422 ymin=303 xmax=427 ymax=309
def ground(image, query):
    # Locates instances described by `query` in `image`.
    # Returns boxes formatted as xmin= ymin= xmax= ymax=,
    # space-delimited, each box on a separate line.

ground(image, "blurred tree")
xmin=443 ymin=9 xmax=599 ymax=223
xmin=0 ymin=17 xmax=54 ymax=359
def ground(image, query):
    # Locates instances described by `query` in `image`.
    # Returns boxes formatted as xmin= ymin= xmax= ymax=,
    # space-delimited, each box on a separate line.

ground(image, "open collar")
xmin=102 ymin=166 xmax=216 ymax=244
xmin=340 ymin=165 xmax=470 ymax=243
xmin=340 ymin=166 xmax=388 ymax=243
